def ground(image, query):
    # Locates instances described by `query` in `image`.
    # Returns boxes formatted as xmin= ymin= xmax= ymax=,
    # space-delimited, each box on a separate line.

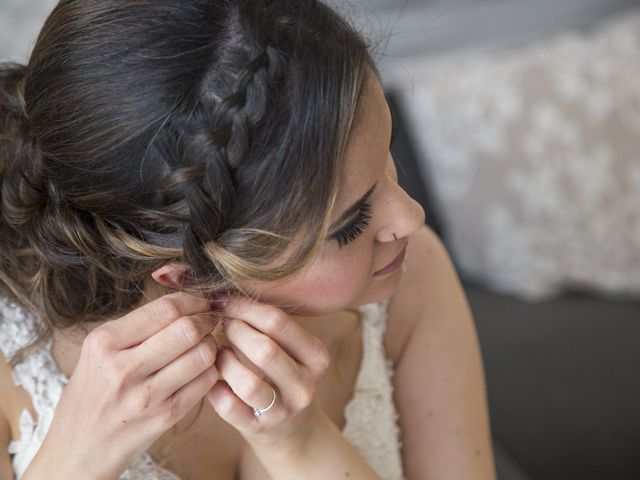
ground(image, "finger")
xmin=128 ymin=313 xmax=221 ymax=377
xmin=207 ymin=380 xmax=259 ymax=433
xmin=103 ymin=291 xmax=225 ymax=350
xmin=161 ymin=365 xmax=219 ymax=430
xmin=221 ymin=297 xmax=330 ymax=375
xmin=222 ymin=317 xmax=300 ymax=391
xmin=216 ymin=347 xmax=277 ymax=413
xmin=146 ymin=333 xmax=218 ymax=398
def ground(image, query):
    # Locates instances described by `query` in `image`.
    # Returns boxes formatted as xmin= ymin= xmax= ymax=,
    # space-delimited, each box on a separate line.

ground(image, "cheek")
xmin=312 ymin=248 xmax=372 ymax=303
xmin=254 ymin=246 xmax=373 ymax=315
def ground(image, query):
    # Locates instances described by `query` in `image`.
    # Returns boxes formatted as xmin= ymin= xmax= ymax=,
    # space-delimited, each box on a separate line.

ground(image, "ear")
xmin=151 ymin=262 xmax=194 ymax=290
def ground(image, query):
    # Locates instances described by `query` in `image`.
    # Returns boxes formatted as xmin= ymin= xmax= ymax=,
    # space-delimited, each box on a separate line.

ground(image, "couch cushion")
xmin=466 ymin=280 xmax=640 ymax=480
xmin=493 ymin=440 xmax=535 ymax=480
xmin=391 ymin=9 xmax=640 ymax=301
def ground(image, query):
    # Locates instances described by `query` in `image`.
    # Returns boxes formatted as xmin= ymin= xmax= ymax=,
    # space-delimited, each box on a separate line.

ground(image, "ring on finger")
xmin=253 ymin=386 xmax=277 ymax=417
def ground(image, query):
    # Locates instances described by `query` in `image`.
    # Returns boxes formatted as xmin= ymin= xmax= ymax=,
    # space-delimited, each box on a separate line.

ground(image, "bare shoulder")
xmin=0 ymin=404 xmax=11 ymax=480
xmin=384 ymin=227 xmax=496 ymax=478
xmin=0 ymin=345 xmax=32 ymax=444
xmin=384 ymin=224 xmax=459 ymax=364
xmin=0 ymin=349 xmax=17 ymax=479
xmin=0 ymin=347 xmax=15 ymax=420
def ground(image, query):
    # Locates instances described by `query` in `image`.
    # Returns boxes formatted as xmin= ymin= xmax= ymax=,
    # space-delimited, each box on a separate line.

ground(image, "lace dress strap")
xmin=0 ymin=297 xmax=69 ymax=416
xmin=0 ymin=296 xmax=181 ymax=479
xmin=0 ymin=296 xmax=69 ymax=478
xmin=342 ymin=298 xmax=406 ymax=480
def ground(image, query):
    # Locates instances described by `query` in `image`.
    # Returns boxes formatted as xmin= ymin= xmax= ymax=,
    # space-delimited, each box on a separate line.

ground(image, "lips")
xmin=373 ymin=243 xmax=408 ymax=277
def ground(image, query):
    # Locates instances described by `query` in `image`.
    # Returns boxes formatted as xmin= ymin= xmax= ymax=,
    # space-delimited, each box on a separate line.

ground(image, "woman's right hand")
xmin=32 ymin=292 xmax=224 ymax=479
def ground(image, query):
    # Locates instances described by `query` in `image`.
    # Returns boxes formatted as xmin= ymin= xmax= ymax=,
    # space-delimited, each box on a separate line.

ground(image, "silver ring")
xmin=253 ymin=386 xmax=277 ymax=417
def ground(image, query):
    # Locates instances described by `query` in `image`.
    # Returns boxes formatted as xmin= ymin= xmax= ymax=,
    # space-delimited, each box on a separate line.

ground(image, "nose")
xmin=375 ymin=184 xmax=426 ymax=243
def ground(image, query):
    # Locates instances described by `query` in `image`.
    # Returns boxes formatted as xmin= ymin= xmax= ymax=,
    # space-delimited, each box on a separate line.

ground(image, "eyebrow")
xmin=328 ymin=181 xmax=378 ymax=234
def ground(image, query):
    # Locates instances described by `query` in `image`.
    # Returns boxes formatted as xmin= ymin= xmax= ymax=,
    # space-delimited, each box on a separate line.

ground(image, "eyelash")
xmin=332 ymin=199 xmax=373 ymax=248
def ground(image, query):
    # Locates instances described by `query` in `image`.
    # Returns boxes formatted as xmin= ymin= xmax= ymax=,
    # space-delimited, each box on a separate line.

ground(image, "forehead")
xmin=336 ymin=76 xmax=391 ymax=201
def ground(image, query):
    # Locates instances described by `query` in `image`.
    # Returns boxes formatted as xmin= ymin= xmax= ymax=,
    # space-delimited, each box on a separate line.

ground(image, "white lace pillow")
xmin=393 ymin=9 xmax=640 ymax=301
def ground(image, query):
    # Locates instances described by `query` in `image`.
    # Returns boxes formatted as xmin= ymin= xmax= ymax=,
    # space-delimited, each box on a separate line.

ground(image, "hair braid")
xmin=1 ymin=0 xmax=376 ymax=370
xmin=162 ymin=36 xmax=288 ymax=285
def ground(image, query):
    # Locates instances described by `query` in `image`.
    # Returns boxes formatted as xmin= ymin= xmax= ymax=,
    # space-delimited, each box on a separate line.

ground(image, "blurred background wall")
xmin=325 ymin=0 xmax=636 ymax=76
xmin=0 ymin=0 xmax=57 ymax=63
xmin=4 ymin=1 xmax=636 ymax=65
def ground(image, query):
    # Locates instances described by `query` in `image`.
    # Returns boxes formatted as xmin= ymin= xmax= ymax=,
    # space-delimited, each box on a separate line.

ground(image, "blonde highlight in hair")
xmin=0 ymin=0 xmax=379 ymax=467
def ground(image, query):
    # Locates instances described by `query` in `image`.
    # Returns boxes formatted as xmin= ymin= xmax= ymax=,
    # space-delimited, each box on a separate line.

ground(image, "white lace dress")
xmin=0 ymin=295 xmax=406 ymax=479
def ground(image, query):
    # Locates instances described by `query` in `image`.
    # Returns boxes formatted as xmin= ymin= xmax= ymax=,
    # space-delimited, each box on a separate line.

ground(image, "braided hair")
xmin=0 ymin=0 xmax=378 ymax=367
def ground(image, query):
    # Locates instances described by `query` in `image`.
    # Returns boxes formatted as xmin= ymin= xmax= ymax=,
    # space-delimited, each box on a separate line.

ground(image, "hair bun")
xmin=1 ymin=62 xmax=49 ymax=227
xmin=1 ymin=62 xmax=39 ymax=167
xmin=0 ymin=61 xmax=31 ymax=129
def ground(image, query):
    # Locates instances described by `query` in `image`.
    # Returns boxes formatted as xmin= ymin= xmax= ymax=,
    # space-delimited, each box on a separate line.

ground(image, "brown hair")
xmin=0 ymin=0 xmax=379 ymax=467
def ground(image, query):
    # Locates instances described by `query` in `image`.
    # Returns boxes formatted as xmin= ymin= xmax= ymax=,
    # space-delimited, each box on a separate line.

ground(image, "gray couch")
xmin=366 ymin=2 xmax=640 ymax=477
xmin=387 ymin=88 xmax=640 ymax=480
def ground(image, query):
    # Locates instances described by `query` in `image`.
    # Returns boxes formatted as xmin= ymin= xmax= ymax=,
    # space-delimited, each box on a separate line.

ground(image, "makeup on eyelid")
xmin=332 ymin=199 xmax=373 ymax=247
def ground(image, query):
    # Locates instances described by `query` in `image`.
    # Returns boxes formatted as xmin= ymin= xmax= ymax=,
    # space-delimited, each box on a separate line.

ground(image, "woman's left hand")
xmin=206 ymin=294 xmax=331 ymax=449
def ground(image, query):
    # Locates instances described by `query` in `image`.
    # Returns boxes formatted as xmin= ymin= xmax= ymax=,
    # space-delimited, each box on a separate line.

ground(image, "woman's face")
xmin=245 ymin=74 xmax=426 ymax=317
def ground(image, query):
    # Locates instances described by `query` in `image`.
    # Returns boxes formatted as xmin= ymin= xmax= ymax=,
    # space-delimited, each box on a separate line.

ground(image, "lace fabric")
xmin=342 ymin=300 xmax=406 ymax=480
xmin=1 ymin=295 xmax=405 ymax=479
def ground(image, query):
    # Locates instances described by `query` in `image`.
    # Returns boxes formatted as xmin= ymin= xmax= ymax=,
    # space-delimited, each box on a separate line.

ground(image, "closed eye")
xmin=330 ymin=199 xmax=373 ymax=248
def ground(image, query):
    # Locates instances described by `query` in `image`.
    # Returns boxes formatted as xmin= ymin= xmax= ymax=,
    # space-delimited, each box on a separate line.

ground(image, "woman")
xmin=0 ymin=0 xmax=496 ymax=478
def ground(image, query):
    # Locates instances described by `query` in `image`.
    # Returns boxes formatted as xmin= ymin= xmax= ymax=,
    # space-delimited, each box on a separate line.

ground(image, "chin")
xmin=345 ymin=264 xmax=405 ymax=309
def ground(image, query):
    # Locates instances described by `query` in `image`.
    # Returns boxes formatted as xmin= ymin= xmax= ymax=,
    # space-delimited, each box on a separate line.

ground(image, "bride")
xmin=0 ymin=0 xmax=496 ymax=478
